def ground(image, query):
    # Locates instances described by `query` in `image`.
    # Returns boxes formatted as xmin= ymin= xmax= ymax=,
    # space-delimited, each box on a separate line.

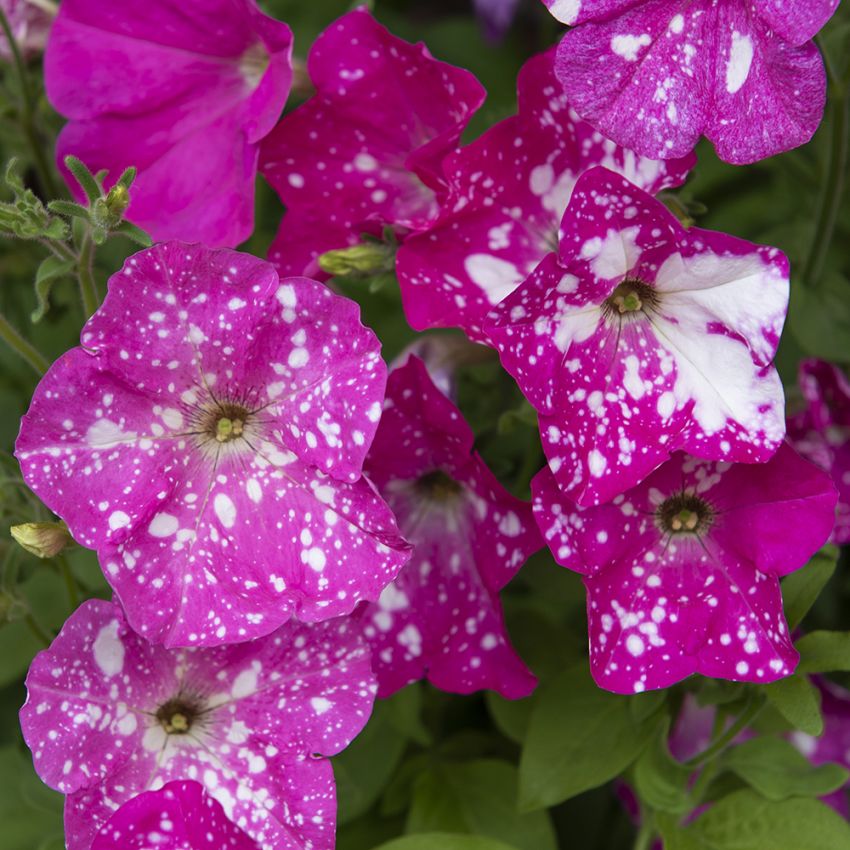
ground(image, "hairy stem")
xmin=77 ymin=233 xmax=100 ymax=317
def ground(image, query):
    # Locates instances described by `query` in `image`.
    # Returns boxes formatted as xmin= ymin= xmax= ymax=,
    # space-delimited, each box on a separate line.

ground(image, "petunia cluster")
xmin=11 ymin=1 xmax=849 ymax=847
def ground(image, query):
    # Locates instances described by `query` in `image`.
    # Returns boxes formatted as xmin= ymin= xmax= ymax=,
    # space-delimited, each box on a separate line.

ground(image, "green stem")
xmin=0 ymin=311 xmax=49 ymax=374
xmin=685 ymin=698 xmax=765 ymax=768
xmin=55 ymin=553 xmax=80 ymax=610
xmin=77 ymin=234 xmax=99 ymax=317
xmin=805 ymin=88 xmax=849 ymax=290
xmin=39 ymin=237 xmax=77 ymax=263
xmin=633 ymin=819 xmax=655 ymax=850
xmin=0 ymin=8 xmax=60 ymax=199
xmin=24 ymin=613 xmax=50 ymax=647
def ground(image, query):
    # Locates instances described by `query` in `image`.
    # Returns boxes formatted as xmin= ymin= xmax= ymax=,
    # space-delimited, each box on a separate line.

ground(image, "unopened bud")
xmin=318 ymin=242 xmax=393 ymax=277
xmin=11 ymin=521 xmax=72 ymax=559
xmin=93 ymin=184 xmax=131 ymax=229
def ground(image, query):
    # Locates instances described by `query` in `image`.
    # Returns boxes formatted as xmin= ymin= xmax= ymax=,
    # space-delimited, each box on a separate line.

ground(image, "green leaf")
xmin=373 ymin=834 xmax=517 ymax=850
xmin=680 ymin=790 xmax=850 ymax=849
xmin=782 ymin=546 xmax=838 ymax=630
xmin=47 ymin=199 xmax=91 ymax=221
xmin=112 ymin=220 xmax=153 ymax=247
xmin=519 ymin=664 xmax=654 ymax=810
xmin=485 ymin=691 xmax=534 ymax=745
xmin=723 ymin=737 xmax=848 ymax=801
xmin=383 ymin=683 xmax=430 ymax=746
xmin=797 ymin=630 xmax=850 ymax=673
xmin=0 ymin=746 xmax=63 ymax=850
xmin=32 ymin=256 xmax=75 ymax=322
xmin=762 ymin=675 xmax=823 ymax=736
xmin=788 ymin=273 xmax=850 ymax=363
xmin=407 ymin=760 xmax=556 ymax=850
xmin=632 ymin=717 xmax=692 ymax=814
xmin=63 ymin=155 xmax=101 ymax=204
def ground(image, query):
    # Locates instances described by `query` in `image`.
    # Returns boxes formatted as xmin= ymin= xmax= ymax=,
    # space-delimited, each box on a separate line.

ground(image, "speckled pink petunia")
xmin=21 ymin=599 xmax=375 ymax=850
xmin=45 ymin=0 xmax=293 ymax=246
xmin=16 ymin=242 xmax=410 ymax=647
xmin=397 ymin=47 xmax=694 ymax=339
xmin=92 ymin=780 xmax=259 ymax=849
xmin=259 ymin=6 xmax=485 ymax=278
xmin=485 ymin=166 xmax=789 ymax=507
xmin=361 ymin=355 xmax=540 ymax=698
xmin=542 ymin=0 xmax=837 ymax=164
xmin=532 ymin=444 xmax=837 ymax=694
xmin=787 ymin=358 xmax=850 ymax=544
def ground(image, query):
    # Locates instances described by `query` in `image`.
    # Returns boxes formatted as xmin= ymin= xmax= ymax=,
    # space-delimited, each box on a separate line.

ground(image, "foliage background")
xmin=0 ymin=1 xmax=849 ymax=848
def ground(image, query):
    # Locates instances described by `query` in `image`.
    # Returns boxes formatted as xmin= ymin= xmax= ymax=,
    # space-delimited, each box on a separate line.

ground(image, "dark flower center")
xmin=415 ymin=469 xmax=463 ymax=502
xmin=656 ymin=492 xmax=714 ymax=536
xmin=156 ymin=697 xmax=200 ymax=735
xmin=206 ymin=401 xmax=250 ymax=444
xmin=604 ymin=278 xmax=658 ymax=318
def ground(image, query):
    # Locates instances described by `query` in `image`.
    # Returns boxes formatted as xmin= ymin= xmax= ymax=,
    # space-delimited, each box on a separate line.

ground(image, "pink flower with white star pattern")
xmin=485 ymin=166 xmax=789 ymax=507
xmin=16 ymin=242 xmax=409 ymax=647
xmin=46 ymin=0 xmax=293 ymax=246
xmin=361 ymin=355 xmax=540 ymax=698
xmin=542 ymin=0 xmax=836 ymax=164
xmin=397 ymin=47 xmax=694 ymax=338
xmin=787 ymin=359 xmax=850 ymax=544
xmin=92 ymin=781 xmax=259 ymax=849
xmin=20 ymin=599 xmax=375 ymax=850
xmin=259 ymin=6 xmax=485 ymax=278
xmin=532 ymin=444 xmax=837 ymax=694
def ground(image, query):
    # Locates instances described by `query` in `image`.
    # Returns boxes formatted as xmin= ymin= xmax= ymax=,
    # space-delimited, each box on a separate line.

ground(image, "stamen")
xmin=656 ymin=493 xmax=713 ymax=536
xmin=415 ymin=469 xmax=463 ymax=502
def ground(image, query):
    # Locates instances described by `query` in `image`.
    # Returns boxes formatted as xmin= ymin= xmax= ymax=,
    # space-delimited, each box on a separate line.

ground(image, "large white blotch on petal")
xmin=93 ymin=620 xmax=124 ymax=677
xmin=581 ymin=226 xmax=641 ymax=280
xmin=465 ymin=254 xmax=523 ymax=305
xmin=726 ymin=31 xmax=754 ymax=95
xmin=547 ymin=0 xmax=581 ymax=25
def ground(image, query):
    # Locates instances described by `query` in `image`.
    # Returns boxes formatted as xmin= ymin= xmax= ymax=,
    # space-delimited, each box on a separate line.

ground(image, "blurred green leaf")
xmin=796 ymin=630 xmax=850 ymax=673
xmin=374 ymin=834 xmax=517 ymax=850
xmin=762 ymin=676 xmax=823 ymax=736
xmin=0 ymin=746 xmax=63 ymax=850
xmin=632 ymin=717 xmax=691 ymax=814
xmin=407 ymin=759 xmax=556 ymax=850
xmin=782 ymin=546 xmax=839 ymax=630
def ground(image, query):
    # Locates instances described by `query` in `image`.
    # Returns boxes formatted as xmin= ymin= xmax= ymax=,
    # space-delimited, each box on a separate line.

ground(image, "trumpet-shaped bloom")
xmin=787 ymin=359 xmax=850 ymax=544
xmin=21 ymin=600 xmax=375 ymax=850
xmin=485 ymin=166 xmax=789 ymax=507
xmin=260 ymin=7 xmax=485 ymax=277
xmin=0 ymin=0 xmax=53 ymax=59
xmin=45 ymin=0 xmax=293 ymax=246
xmin=16 ymin=242 xmax=409 ymax=647
xmin=532 ymin=445 xmax=837 ymax=693
xmin=397 ymin=48 xmax=694 ymax=338
xmin=361 ymin=356 xmax=539 ymax=697
xmin=543 ymin=0 xmax=836 ymax=164
xmin=92 ymin=781 xmax=259 ymax=849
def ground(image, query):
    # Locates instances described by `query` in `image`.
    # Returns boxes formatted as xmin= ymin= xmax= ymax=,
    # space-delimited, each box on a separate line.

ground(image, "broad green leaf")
xmin=519 ymin=664 xmax=654 ymax=810
xmin=762 ymin=675 xmax=823 ymax=736
xmin=0 ymin=746 xmax=63 ymax=850
xmin=723 ymin=737 xmax=848 ymax=800
xmin=797 ymin=630 xmax=850 ymax=673
xmin=682 ymin=790 xmax=850 ymax=849
xmin=32 ymin=256 xmax=75 ymax=322
xmin=374 ymin=835 xmax=516 ymax=850
xmin=383 ymin=683 xmax=430 ymax=746
xmin=485 ymin=691 xmax=534 ymax=745
xmin=788 ymin=274 xmax=850 ymax=364
xmin=407 ymin=760 xmax=556 ymax=850
xmin=782 ymin=546 xmax=839 ymax=630
xmin=633 ymin=718 xmax=692 ymax=814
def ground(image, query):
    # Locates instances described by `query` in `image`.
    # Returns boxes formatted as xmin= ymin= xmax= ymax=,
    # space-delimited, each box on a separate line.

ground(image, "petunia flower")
xmin=92 ymin=780 xmax=259 ymax=849
xmin=397 ymin=48 xmax=694 ymax=339
xmin=361 ymin=355 xmax=540 ymax=698
xmin=16 ymin=242 xmax=409 ymax=647
xmin=45 ymin=0 xmax=293 ymax=246
xmin=542 ymin=0 xmax=837 ymax=164
xmin=21 ymin=599 xmax=375 ymax=850
xmin=485 ymin=166 xmax=789 ymax=507
xmin=0 ymin=0 xmax=53 ymax=60
xmin=787 ymin=358 xmax=850 ymax=544
xmin=259 ymin=6 xmax=485 ymax=278
xmin=532 ymin=444 xmax=837 ymax=694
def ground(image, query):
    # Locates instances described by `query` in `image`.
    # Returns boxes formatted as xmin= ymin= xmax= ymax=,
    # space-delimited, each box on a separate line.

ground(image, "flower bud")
xmin=318 ymin=242 xmax=394 ymax=277
xmin=11 ymin=521 xmax=72 ymax=559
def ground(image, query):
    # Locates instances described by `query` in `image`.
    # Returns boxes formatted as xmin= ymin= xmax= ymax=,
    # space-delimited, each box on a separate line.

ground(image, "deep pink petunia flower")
xmin=0 ymin=0 xmax=53 ymax=59
xmin=92 ymin=780 xmax=259 ymax=849
xmin=485 ymin=166 xmax=789 ymax=507
xmin=542 ymin=0 xmax=836 ymax=164
xmin=45 ymin=0 xmax=293 ymax=246
xmin=532 ymin=444 xmax=837 ymax=694
xmin=361 ymin=355 xmax=540 ymax=698
xmin=16 ymin=242 xmax=409 ymax=647
xmin=397 ymin=48 xmax=694 ymax=339
xmin=787 ymin=359 xmax=850 ymax=544
xmin=21 ymin=599 xmax=375 ymax=850
xmin=259 ymin=6 xmax=486 ymax=278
